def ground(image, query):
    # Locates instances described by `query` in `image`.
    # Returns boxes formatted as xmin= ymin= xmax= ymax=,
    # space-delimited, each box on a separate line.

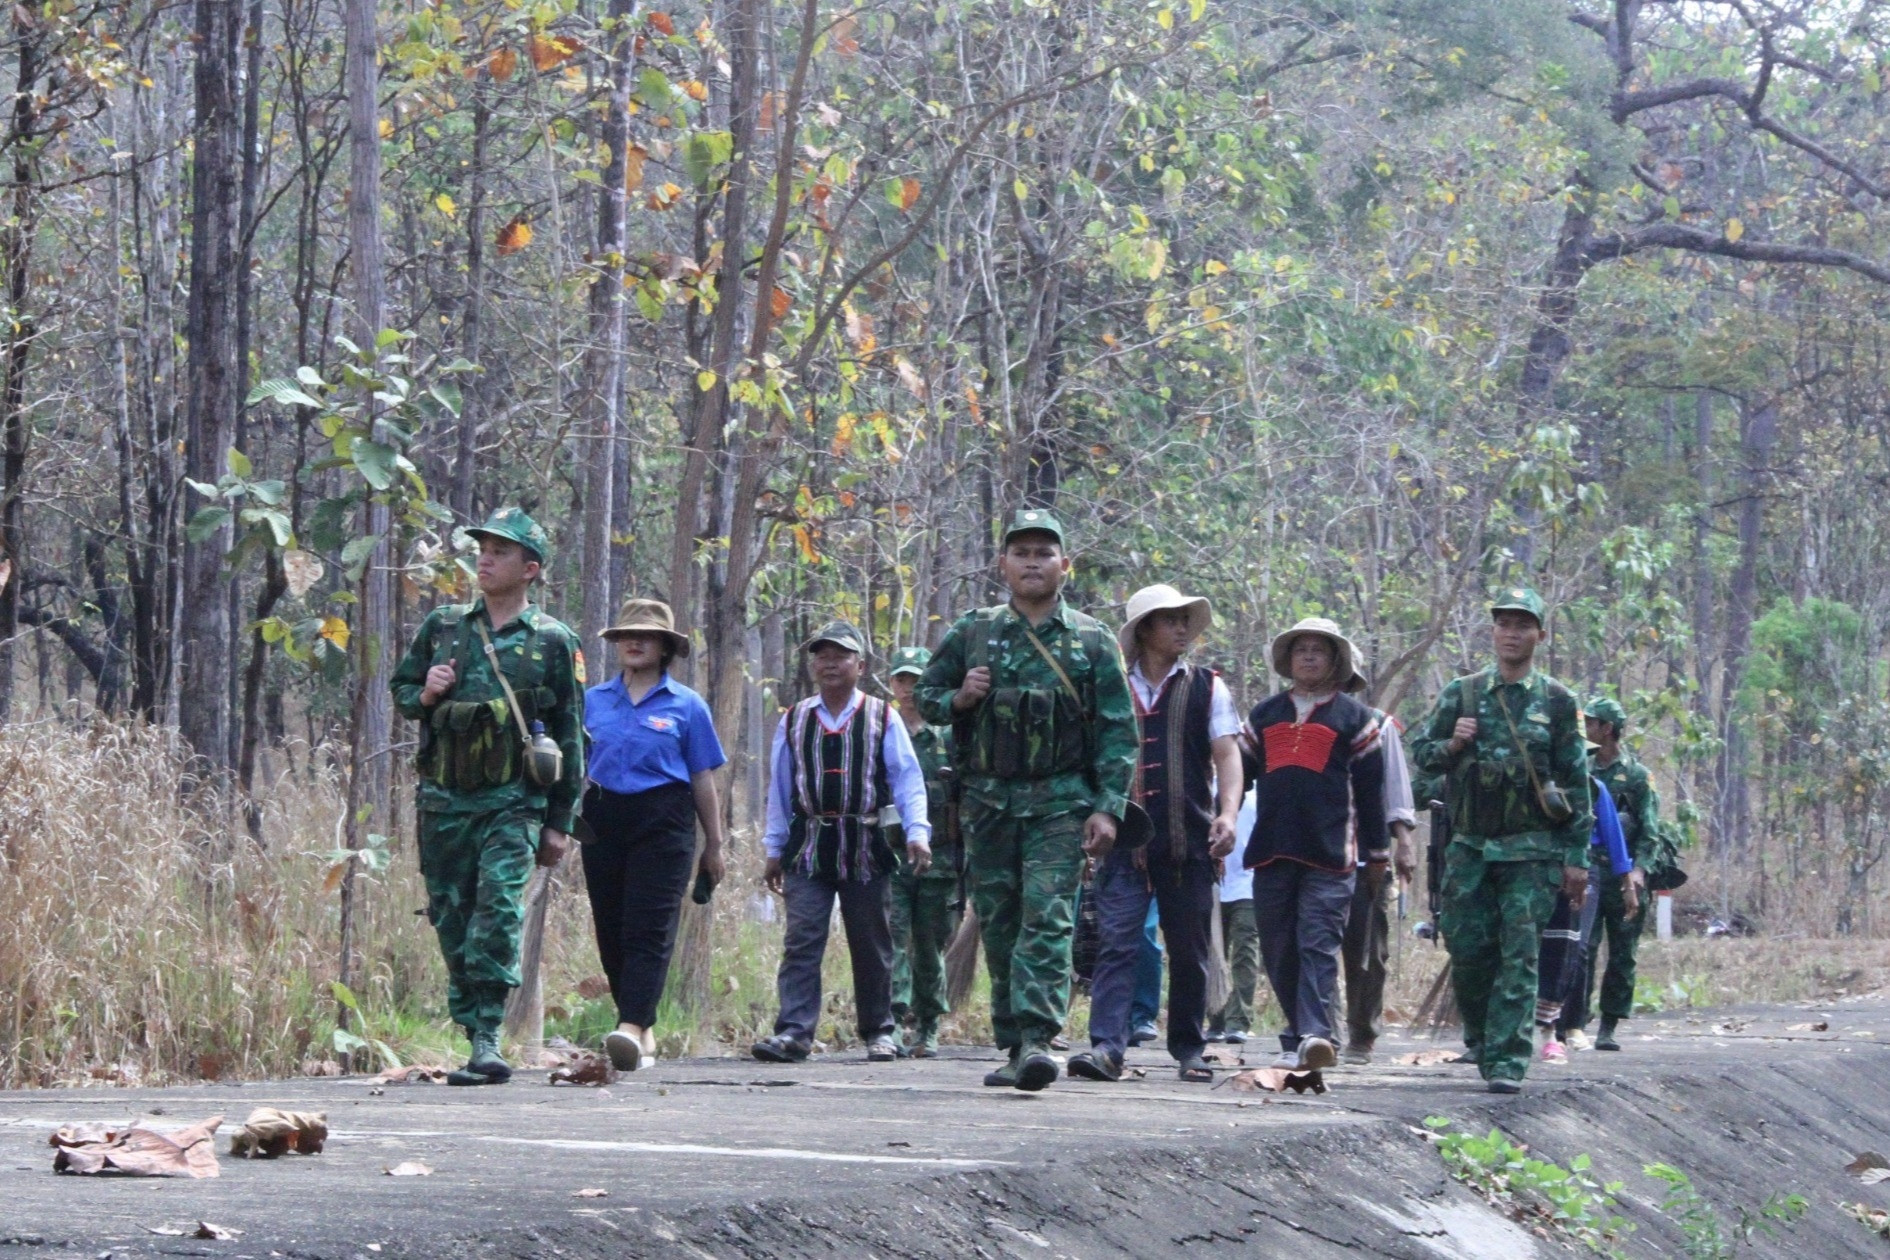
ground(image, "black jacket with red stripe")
xmin=1244 ymin=690 xmax=1388 ymax=873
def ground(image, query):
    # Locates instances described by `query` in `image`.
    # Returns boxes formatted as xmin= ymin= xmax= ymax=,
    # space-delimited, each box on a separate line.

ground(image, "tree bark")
xmin=1715 ymin=397 xmax=1775 ymax=876
xmin=0 ymin=12 xmax=42 ymax=722
xmin=179 ymin=0 xmax=244 ymax=777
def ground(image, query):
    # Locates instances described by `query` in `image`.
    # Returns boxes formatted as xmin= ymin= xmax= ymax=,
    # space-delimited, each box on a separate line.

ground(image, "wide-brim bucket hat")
xmin=600 ymin=597 xmax=692 ymax=658
xmin=1270 ymin=616 xmax=1359 ymax=686
xmin=1118 ymin=584 xmax=1212 ymax=656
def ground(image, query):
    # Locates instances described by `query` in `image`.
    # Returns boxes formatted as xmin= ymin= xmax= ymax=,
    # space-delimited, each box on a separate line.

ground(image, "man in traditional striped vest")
xmin=1070 ymin=585 xmax=1244 ymax=1084
xmin=753 ymin=620 xmax=934 ymax=1064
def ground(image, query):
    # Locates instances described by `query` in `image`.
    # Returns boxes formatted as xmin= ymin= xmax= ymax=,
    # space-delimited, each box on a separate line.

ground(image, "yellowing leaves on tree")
xmin=1157 ymin=7 xmax=1174 ymax=29
xmin=1726 ymin=217 xmax=1745 ymax=242
xmin=646 ymin=181 xmax=683 ymax=210
xmin=488 ymin=47 xmax=518 ymax=81
xmin=793 ymin=524 xmax=821 ymax=564
xmin=434 ymin=193 xmax=457 ymax=218
xmin=378 ymin=117 xmax=394 ymax=139
xmin=832 ymin=412 xmax=857 ymax=453
xmin=830 ymin=15 xmax=860 ymax=55
xmin=495 ymin=216 xmax=533 ymax=255
xmin=624 ymin=142 xmax=647 ymax=192
xmin=681 ymin=79 xmax=709 ymax=102
xmin=898 ymin=177 xmax=921 ymax=212
xmin=319 ymin=617 xmax=351 ymax=651
xmin=770 ymin=287 xmax=792 ymax=321
xmin=529 ymin=33 xmax=580 ymax=72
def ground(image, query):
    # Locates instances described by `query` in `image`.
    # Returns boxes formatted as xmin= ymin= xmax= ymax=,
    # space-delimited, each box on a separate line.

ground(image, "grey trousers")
xmin=772 ymin=868 xmax=895 ymax=1044
xmin=1253 ymin=862 xmax=1356 ymax=1049
xmin=1213 ymin=898 xmax=1262 ymax=1033
xmin=1340 ymin=870 xmax=1391 ymax=1048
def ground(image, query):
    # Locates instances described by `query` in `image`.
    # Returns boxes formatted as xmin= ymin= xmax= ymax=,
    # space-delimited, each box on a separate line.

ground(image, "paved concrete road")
xmin=3 ymin=1000 xmax=1888 ymax=1258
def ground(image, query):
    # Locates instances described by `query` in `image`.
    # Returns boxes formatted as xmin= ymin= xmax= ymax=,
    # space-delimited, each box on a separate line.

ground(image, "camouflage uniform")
xmin=888 ymin=683 xmax=962 ymax=1039
xmin=916 ymin=512 xmax=1138 ymax=1064
xmin=1410 ymin=588 xmax=1591 ymax=1085
xmin=390 ymin=509 xmax=586 ymax=1038
xmin=1587 ymin=698 xmax=1658 ymax=1024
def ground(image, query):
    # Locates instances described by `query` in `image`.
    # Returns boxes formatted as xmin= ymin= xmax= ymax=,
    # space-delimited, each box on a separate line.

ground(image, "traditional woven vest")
xmin=785 ymin=693 xmax=895 ymax=882
xmin=1132 ymin=663 xmax=1215 ymax=864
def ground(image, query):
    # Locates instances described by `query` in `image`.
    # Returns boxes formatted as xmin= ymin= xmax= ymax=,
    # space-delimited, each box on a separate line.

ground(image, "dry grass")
xmin=9 ymin=718 xmax=1890 ymax=1084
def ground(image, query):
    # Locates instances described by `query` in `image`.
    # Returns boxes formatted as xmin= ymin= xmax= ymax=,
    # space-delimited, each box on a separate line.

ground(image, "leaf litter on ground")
xmin=376 ymin=1064 xmax=451 ymax=1085
xmin=1846 ymin=1151 xmax=1890 ymax=1183
xmin=1218 ymin=1067 xmax=1326 ymax=1095
xmin=229 ymin=1107 xmax=327 ymax=1158
xmin=384 ymin=1160 xmax=432 ymax=1177
xmin=1393 ymin=1049 xmax=1464 ymax=1066
xmin=51 ymin=1116 xmax=221 ymax=1177
xmin=549 ymin=1050 xmax=618 ymax=1086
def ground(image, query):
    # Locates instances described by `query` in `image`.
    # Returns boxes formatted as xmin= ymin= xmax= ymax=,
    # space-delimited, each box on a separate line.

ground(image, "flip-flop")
xmin=1177 ymin=1056 xmax=1214 ymax=1083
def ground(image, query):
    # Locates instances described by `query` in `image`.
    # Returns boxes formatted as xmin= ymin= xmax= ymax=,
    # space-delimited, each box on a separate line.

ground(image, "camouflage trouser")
xmin=890 ymin=865 xmax=961 ymax=1029
xmin=1439 ymin=843 xmax=1561 ymax=1083
xmin=418 ymin=807 xmax=539 ymax=1034
xmin=1588 ymin=876 xmax=1647 ymax=1021
xmin=963 ymin=802 xmax=1086 ymax=1052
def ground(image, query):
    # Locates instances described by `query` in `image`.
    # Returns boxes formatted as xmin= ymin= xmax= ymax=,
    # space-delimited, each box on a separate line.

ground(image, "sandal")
xmin=1066 ymin=1050 xmax=1122 ymax=1082
xmin=1177 ymin=1055 xmax=1214 ymax=1083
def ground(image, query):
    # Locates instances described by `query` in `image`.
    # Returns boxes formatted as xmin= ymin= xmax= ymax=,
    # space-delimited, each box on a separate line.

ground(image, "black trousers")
xmin=579 ymin=781 xmax=699 ymax=1027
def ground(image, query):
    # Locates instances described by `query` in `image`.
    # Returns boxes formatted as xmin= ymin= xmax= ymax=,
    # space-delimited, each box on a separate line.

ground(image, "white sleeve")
xmin=763 ymin=717 xmax=794 ymax=858
xmin=1382 ymin=717 xmax=1417 ymax=825
xmin=1208 ymin=676 xmax=1242 ymax=740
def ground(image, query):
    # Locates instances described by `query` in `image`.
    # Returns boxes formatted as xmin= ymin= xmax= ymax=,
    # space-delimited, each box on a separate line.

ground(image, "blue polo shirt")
xmin=583 ymin=673 xmax=726 ymax=795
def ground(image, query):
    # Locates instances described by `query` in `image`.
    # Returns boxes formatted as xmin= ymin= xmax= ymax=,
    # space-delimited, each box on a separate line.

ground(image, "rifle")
xmin=1425 ymin=798 xmax=1449 ymax=941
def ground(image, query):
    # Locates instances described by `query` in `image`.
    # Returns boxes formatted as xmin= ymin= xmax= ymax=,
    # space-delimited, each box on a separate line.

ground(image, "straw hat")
xmin=1269 ymin=616 xmax=1359 ymax=685
xmin=1343 ymin=644 xmax=1370 ymax=695
xmin=1118 ymin=584 xmax=1212 ymax=657
xmin=600 ymin=597 xmax=691 ymax=658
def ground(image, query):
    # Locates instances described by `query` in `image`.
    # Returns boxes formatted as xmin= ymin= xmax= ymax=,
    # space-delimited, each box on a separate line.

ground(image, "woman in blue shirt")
xmin=582 ymin=599 xmax=727 ymax=1071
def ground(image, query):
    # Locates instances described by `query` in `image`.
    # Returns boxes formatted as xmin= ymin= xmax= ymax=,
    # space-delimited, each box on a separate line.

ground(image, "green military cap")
xmin=1587 ymin=696 xmax=1628 ymax=732
xmin=1001 ymin=507 xmax=1066 ymax=547
xmin=888 ymin=645 xmax=932 ymax=676
xmin=1489 ymin=584 xmax=1547 ymax=626
xmin=465 ymin=506 xmax=551 ymax=565
xmin=803 ymin=619 xmax=868 ymax=656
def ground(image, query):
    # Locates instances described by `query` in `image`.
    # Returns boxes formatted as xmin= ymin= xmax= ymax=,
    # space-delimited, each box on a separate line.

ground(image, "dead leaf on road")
xmin=52 ymin=1116 xmax=222 ymax=1178
xmin=1847 ymin=1152 xmax=1890 ymax=1176
xmin=572 ymin=1187 xmax=609 ymax=1198
xmin=377 ymin=1064 xmax=451 ymax=1085
xmin=549 ymin=1051 xmax=618 ymax=1086
xmin=143 ymin=1226 xmax=187 ymax=1237
xmin=1203 ymin=1046 xmax=1242 ymax=1065
xmin=1787 ymin=1021 xmax=1830 ymax=1032
xmin=1861 ymin=1169 xmax=1890 ymax=1185
xmin=195 ymin=1222 xmax=241 ymax=1240
xmin=384 ymin=1160 xmax=433 ymax=1177
xmin=1219 ymin=1067 xmax=1327 ymax=1095
xmin=1847 ymin=1203 xmax=1890 ymax=1237
xmin=230 ymin=1108 xmax=327 ymax=1158
xmin=1393 ymin=1050 xmax=1464 ymax=1066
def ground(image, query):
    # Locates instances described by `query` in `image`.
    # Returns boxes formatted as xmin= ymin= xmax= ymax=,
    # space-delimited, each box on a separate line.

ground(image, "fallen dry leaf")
xmin=301 ymin=1058 xmax=342 ymax=1077
xmin=1393 ymin=1050 xmax=1464 ymax=1067
xmin=385 ymin=1160 xmax=433 ymax=1177
xmin=229 ymin=1108 xmax=327 ymax=1158
xmin=1847 ymin=1152 xmax=1890 ymax=1176
xmin=377 ymin=1064 xmax=451 ymax=1085
xmin=195 ymin=1222 xmax=240 ymax=1240
xmin=144 ymin=1226 xmax=186 ymax=1237
xmin=1203 ymin=1046 xmax=1242 ymax=1066
xmin=549 ymin=1051 xmax=618 ymax=1087
xmin=1862 ymin=1169 xmax=1890 ymax=1186
xmin=572 ymin=1187 xmax=609 ymax=1198
xmin=1219 ymin=1067 xmax=1327 ymax=1095
xmin=1847 ymin=1202 xmax=1890 ymax=1238
xmin=1787 ymin=1021 xmax=1830 ymax=1032
xmin=52 ymin=1116 xmax=222 ymax=1178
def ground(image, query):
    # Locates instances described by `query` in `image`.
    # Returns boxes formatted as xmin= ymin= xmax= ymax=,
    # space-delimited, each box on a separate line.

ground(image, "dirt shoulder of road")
xmin=4 ymin=998 xmax=1890 ymax=1258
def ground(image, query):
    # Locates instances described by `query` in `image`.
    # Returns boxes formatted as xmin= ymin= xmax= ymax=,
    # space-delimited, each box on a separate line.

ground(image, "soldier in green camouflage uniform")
xmin=886 ymin=646 xmax=962 ymax=1056
xmin=1411 ymin=587 xmax=1592 ymax=1093
xmin=917 ymin=509 xmax=1138 ymax=1092
xmin=1583 ymin=696 xmax=1654 ymax=1051
xmin=390 ymin=508 xmax=586 ymax=1085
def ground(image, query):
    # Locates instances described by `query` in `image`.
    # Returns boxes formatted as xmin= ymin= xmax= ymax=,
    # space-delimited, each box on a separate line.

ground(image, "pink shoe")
xmin=1540 ymin=1039 xmax=1567 ymax=1065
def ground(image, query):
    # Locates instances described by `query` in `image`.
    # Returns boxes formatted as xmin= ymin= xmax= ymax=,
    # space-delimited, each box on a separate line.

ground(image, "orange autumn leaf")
xmin=647 ymin=11 xmax=674 ymax=35
xmin=645 ymin=181 xmax=683 ymax=210
xmin=488 ymin=47 xmax=518 ymax=81
xmin=680 ymin=79 xmax=709 ymax=102
xmin=830 ymin=14 xmax=860 ymax=55
xmin=792 ymin=524 xmax=820 ymax=564
xmin=770 ymin=287 xmax=791 ymax=321
xmin=758 ymin=90 xmax=780 ymax=132
xmin=897 ymin=176 xmax=920 ymax=212
xmin=623 ymin=143 xmax=647 ymax=192
xmin=838 ymin=490 xmax=856 ymax=508
xmin=528 ymin=33 xmax=579 ymax=72
xmin=495 ymin=216 xmax=533 ymax=255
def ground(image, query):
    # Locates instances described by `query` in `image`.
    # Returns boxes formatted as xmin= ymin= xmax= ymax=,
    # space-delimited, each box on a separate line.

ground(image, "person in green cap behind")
xmin=885 ymin=645 xmax=962 ymax=1056
xmin=391 ymin=507 xmax=586 ymax=1085
xmin=1580 ymin=696 xmax=1655 ymax=1051
xmin=1410 ymin=586 xmax=1592 ymax=1094
xmin=916 ymin=508 xmax=1138 ymax=1091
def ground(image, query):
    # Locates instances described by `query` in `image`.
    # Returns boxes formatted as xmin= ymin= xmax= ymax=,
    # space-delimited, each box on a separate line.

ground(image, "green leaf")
xmin=331 ymin=1028 xmax=368 ymax=1055
xmin=426 ymin=382 xmax=463 ymax=416
xmin=1662 ymin=194 xmax=1680 ymax=219
xmin=227 ymin=447 xmax=253 ymax=478
xmin=240 ymin=508 xmax=293 ymax=547
xmin=330 ymin=980 xmax=362 ymax=1012
xmin=248 ymin=479 xmax=287 ymax=506
xmin=247 ymin=377 xmax=325 ymax=409
xmin=374 ymin=327 xmax=406 ymax=350
xmin=295 ymin=364 xmax=326 ymax=388
xmin=185 ymin=478 xmax=221 ymax=500
xmin=185 ymin=506 xmax=233 ymax=543
xmin=683 ymin=129 xmax=733 ymax=187
xmin=351 ymin=438 xmax=399 ymax=490
xmin=308 ymin=495 xmax=357 ymax=552
xmin=636 ymin=66 xmax=672 ymax=111
xmin=341 ymin=533 xmax=383 ymax=582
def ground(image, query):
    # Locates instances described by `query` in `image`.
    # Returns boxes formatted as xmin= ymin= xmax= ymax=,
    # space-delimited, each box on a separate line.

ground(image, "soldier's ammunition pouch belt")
xmin=968 ymin=685 xmax=1087 ymax=779
xmin=1455 ymin=756 xmax=1563 ymax=836
xmin=422 ymin=699 xmax=519 ymax=791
